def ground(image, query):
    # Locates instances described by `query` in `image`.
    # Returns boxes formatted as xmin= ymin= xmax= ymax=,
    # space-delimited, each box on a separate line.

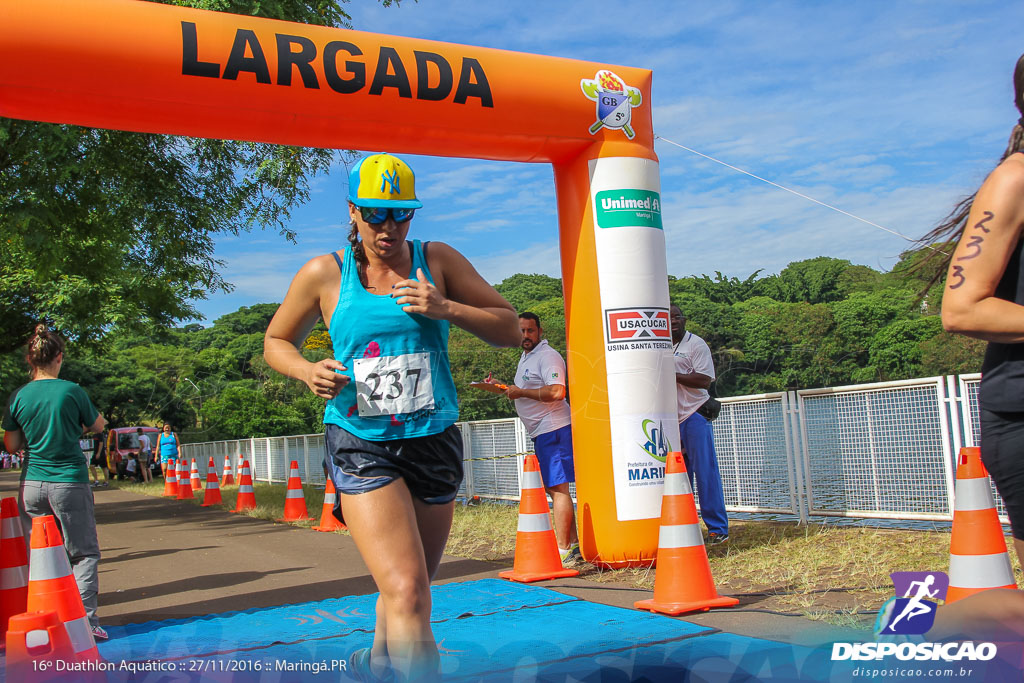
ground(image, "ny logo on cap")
xmin=381 ymin=169 xmax=400 ymax=195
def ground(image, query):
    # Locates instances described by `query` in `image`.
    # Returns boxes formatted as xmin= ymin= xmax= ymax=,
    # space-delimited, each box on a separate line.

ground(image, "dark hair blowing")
xmin=916 ymin=54 xmax=1024 ymax=290
xmin=25 ymin=324 xmax=65 ymax=370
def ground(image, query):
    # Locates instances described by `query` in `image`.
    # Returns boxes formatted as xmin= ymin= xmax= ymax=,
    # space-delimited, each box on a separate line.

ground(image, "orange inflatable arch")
xmin=0 ymin=0 xmax=680 ymax=567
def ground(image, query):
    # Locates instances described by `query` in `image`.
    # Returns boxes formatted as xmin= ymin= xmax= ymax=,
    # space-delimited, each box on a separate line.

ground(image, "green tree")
xmin=758 ymin=257 xmax=856 ymax=304
xmin=670 ymin=271 xmax=763 ymax=305
xmin=920 ymin=331 xmax=986 ymax=377
xmin=448 ymin=329 xmax=518 ymax=422
xmin=0 ymin=1 xmax=360 ymax=352
xmin=200 ymin=380 xmax=307 ymax=439
xmin=730 ymin=297 xmax=837 ymax=393
xmin=858 ymin=316 xmax=945 ymax=382
xmin=495 ymin=274 xmax=564 ymax=313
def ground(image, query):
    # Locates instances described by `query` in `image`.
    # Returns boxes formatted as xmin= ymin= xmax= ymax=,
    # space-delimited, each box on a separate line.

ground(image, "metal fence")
xmin=180 ymin=373 xmax=996 ymax=526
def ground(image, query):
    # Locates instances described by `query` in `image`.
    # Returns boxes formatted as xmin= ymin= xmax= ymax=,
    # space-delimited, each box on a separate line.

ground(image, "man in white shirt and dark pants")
xmin=136 ymin=427 xmax=153 ymax=483
xmin=504 ymin=312 xmax=579 ymax=563
xmin=670 ymin=304 xmax=729 ymax=545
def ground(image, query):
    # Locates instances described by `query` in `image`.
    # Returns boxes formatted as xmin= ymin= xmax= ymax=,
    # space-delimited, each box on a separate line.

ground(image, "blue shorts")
xmin=532 ymin=424 xmax=575 ymax=488
xmin=323 ymin=423 xmax=464 ymax=523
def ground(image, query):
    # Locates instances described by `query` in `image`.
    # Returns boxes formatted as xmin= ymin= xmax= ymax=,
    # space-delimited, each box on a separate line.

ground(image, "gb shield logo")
xmin=581 ymin=70 xmax=643 ymax=139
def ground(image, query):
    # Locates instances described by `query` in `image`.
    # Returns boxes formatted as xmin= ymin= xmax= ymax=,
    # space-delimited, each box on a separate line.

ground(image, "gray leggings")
xmin=19 ymin=481 xmax=101 ymax=627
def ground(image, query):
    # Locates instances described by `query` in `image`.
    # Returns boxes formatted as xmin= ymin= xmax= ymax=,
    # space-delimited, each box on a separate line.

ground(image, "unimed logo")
xmin=830 ymin=641 xmax=996 ymax=662
xmin=594 ymin=189 xmax=663 ymax=229
xmin=605 ymin=308 xmax=670 ymax=345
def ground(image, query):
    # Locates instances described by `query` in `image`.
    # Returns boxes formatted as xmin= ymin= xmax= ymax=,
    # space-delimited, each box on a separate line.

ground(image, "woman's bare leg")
xmin=341 ymin=481 xmax=455 ymax=681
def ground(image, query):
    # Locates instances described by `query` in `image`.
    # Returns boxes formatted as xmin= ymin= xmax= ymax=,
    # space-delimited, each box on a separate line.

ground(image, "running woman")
xmin=264 ymin=153 xmax=519 ymax=681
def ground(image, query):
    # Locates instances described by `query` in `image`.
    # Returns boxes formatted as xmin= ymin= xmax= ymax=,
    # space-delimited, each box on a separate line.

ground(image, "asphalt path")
xmin=0 ymin=470 xmax=863 ymax=648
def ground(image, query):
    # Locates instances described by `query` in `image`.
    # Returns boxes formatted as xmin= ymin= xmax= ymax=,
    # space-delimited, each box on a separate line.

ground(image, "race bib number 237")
xmin=353 ymin=352 xmax=435 ymax=417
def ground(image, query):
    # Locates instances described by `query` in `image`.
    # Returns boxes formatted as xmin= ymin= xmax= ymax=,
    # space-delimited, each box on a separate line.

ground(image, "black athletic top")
xmin=980 ymin=236 xmax=1024 ymax=412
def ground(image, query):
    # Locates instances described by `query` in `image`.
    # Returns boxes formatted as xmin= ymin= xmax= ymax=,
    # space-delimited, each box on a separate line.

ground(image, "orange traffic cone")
xmin=189 ymin=459 xmax=202 ymax=491
xmin=499 ymin=454 xmax=579 ymax=583
xmin=162 ymin=458 xmax=178 ymax=497
xmin=947 ymin=446 xmax=1017 ymax=602
xmin=26 ymin=516 xmax=99 ymax=660
xmin=236 ymin=458 xmax=244 ymax=482
xmin=312 ymin=479 xmax=346 ymax=532
xmin=176 ymin=459 xmax=194 ymax=500
xmin=635 ymin=452 xmax=739 ymax=615
xmin=277 ymin=461 xmax=310 ymax=522
xmin=232 ymin=460 xmax=256 ymax=513
xmin=1 ymin=497 xmax=29 ymax=642
xmin=201 ymin=457 xmax=222 ymax=507
xmin=5 ymin=610 xmax=78 ymax=680
xmin=221 ymin=456 xmax=235 ymax=487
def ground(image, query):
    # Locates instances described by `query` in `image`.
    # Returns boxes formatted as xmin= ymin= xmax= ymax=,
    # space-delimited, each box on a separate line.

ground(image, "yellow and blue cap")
xmin=347 ymin=153 xmax=422 ymax=209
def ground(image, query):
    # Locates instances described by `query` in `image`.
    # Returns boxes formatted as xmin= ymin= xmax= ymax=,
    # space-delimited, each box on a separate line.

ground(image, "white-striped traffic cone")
xmin=0 ymin=496 xmax=29 ymax=642
xmin=499 ymin=454 xmax=579 ymax=582
xmin=277 ymin=461 xmax=310 ymax=522
xmin=201 ymin=457 xmax=222 ymax=507
xmin=233 ymin=460 xmax=256 ymax=513
xmin=176 ymin=458 xmax=193 ymax=500
xmin=312 ymin=479 xmax=346 ymax=532
xmin=189 ymin=458 xmax=202 ymax=491
xmin=221 ymin=455 xmax=235 ymax=486
xmin=947 ymin=447 xmax=1017 ymax=602
xmin=162 ymin=458 xmax=178 ymax=497
xmin=26 ymin=515 xmax=99 ymax=660
xmin=635 ymin=451 xmax=738 ymax=615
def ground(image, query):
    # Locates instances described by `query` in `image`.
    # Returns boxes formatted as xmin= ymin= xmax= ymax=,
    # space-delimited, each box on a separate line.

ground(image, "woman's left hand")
xmin=392 ymin=268 xmax=451 ymax=320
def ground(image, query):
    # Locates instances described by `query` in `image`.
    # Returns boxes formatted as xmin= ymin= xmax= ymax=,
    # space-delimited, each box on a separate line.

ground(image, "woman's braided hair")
xmin=347 ymin=218 xmax=367 ymax=266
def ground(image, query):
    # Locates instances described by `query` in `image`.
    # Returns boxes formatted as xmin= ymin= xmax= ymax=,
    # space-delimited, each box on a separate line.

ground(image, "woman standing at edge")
xmin=157 ymin=423 xmax=181 ymax=474
xmin=264 ymin=153 xmax=519 ymax=681
xmin=927 ymin=54 xmax=1024 ymax=567
xmin=2 ymin=324 xmax=108 ymax=640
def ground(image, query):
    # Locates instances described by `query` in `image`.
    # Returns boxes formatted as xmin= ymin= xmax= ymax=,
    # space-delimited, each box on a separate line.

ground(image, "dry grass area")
xmin=111 ymin=482 xmax=1022 ymax=629
xmin=440 ymin=503 xmax=1024 ymax=630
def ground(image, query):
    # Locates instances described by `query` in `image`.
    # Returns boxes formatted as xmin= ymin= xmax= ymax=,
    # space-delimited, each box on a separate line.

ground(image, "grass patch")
xmin=446 ymin=501 xmax=518 ymax=560
xmin=440 ymin=504 xmax=1024 ymax=630
xmin=110 ymin=482 xmax=1023 ymax=629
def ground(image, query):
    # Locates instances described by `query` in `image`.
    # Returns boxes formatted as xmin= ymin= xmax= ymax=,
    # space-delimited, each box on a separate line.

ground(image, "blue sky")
xmin=199 ymin=0 xmax=1024 ymax=323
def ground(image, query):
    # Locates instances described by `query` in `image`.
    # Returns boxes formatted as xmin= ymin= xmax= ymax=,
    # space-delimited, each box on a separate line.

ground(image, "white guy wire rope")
xmin=654 ymin=134 xmax=946 ymax=254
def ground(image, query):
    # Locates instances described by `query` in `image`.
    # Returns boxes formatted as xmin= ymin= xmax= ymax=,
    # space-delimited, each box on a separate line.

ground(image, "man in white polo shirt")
xmin=502 ymin=312 xmax=579 ymax=563
xmin=671 ymin=304 xmax=729 ymax=545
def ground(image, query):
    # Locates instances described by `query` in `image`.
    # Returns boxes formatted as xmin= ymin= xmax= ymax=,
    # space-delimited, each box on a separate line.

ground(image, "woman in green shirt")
xmin=2 ymin=324 xmax=108 ymax=640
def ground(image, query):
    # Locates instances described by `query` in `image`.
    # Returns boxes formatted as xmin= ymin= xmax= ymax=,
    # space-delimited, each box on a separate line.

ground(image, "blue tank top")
xmin=158 ymin=433 xmax=178 ymax=458
xmin=323 ymin=241 xmax=459 ymax=440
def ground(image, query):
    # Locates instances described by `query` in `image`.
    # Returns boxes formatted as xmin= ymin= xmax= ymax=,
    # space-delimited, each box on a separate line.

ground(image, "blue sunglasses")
xmin=359 ymin=206 xmax=416 ymax=224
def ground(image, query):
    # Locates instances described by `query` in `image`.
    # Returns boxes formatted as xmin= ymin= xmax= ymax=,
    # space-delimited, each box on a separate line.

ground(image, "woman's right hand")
xmin=305 ymin=359 xmax=350 ymax=399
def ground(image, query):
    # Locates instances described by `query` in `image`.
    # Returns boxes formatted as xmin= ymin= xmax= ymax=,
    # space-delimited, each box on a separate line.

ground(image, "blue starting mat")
xmin=86 ymin=579 xmax=856 ymax=682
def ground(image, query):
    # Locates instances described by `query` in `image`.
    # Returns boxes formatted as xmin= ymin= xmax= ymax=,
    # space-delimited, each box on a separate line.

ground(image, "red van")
xmin=107 ymin=427 xmax=160 ymax=477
